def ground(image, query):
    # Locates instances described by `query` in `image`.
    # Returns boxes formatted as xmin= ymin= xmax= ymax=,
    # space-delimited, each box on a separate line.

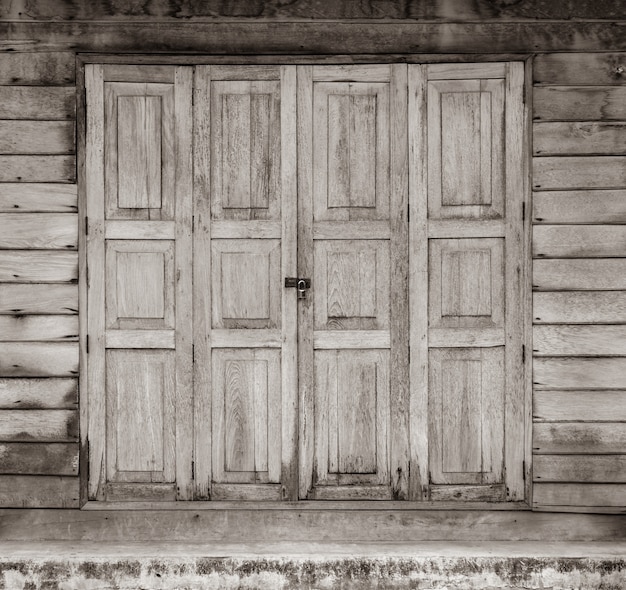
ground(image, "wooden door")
xmin=408 ymin=63 xmax=527 ymax=502
xmin=193 ymin=66 xmax=298 ymax=501
xmin=86 ymin=65 xmax=193 ymax=501
xmin=297 ymin=65 xmax=410 ymax=500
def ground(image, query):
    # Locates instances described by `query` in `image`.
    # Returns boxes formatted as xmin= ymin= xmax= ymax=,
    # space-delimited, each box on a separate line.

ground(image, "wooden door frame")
xmin=77 ymin=54 xmax=532 ymax=510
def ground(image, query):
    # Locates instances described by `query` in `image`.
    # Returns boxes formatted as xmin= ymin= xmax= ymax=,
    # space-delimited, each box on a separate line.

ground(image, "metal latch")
xmin=285 ymin=277 xmax=311 ymax=299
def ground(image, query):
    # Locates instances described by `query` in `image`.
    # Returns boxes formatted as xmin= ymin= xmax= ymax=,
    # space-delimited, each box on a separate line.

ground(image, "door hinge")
xmin=522 ymin=201 xmax=526 ymax=222
xmin=85 ymin=216 xmax=89 ymax=236
xmin=407 ymin=203 xmax=410 ymax=222
xmin=522 ymin=344 xmax=526 ymax=363
xmin=522 ymin=460 xmax=526 ymax=481
xmin=192 ymin=344 xmax=195 ymax=363
xmin=86 ymin=335 xmax=89 ymax=354
xmin=191 ymin=460 xmax=195 ymax=479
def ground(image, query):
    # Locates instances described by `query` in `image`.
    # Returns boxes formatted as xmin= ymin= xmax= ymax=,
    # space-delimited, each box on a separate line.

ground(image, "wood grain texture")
xmin=534 ymin=391 xmax=626 ymax=422
xmin=0 ymin=155 xmax=75 ymax=182
xmin=533 ymin=423 xmax=626 ymax=454
xmin=0 ymin=213 xmax=77 ymax=249
xmin=533 ymin=484 xmax=626 ymax=513
xmin=0 ymin=378 xmax=77 ymax=409
xmin=0 ymin=442 xmax=78 ymax=475
xmin=0 ymin=410 xmax=78 ymax=441
xmin=533 ymin=157 xmax=626 ymax=190
xmin=534 ymin=122 xmax=626 ymax=156
xmin=533 ymin=259 xmax=626 ymax=291
xmin=3 ymin=0 xmax=626 ymax=20
xmin=533 ymin=225 xmax=626 ymax=258
xmin=533 ymin=86 xmax=626 ymax=122
xmin=0 ymin=315 xmax=78 ymax=341
xmin=2 ymin=22 xmax=625 ymax=53
xmin=533 ymin=190 xmax=626 ymax=224
xmin=3 ymin=509 xmax=624 ymax=541
xmin=0 ymin=86 xmax=75 ymax=120
xmin=534 ymin=358 xmax=626 ymax=390
xmin=0 ymin=284 xmax=77 ymax=314
xmin=0 ymin=342 xmax=78 ymax=377
xmin=533 ymin=325 xmax=626 ymax=356
xmin=0 ymin=251 xmax=77 ymax=283
xmin=0 ymin=183 xmax=77 ymax=213
xmin=0 ymin=53 xmax=75 ymax=85
xmin=0 ymin=121 xmax=75 ymax=155
xmin=0 ymin=476 xmax=78 ymax=508
xmin=533 ymin=291 xmax=626 ymax=324
xmin=534 ymin=53 xmax=626 ymax=86
xmin=534 ymin=455 xmax=626 ymax=483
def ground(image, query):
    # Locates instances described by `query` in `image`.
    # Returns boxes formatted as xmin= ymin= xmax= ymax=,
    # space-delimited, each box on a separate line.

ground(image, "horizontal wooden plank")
xmin=0 ymin=409 xmax=78 ymax=441
xmin=0 ymin=53 xmax=75 ymax=85
xmin=309 ymin=486 xmax=392 ymax=501
xmin=533 ymin=190 xmax=626 ymax=224
xmin=211 ymin=484 xmax=282 ymax=502
xmin=0 ymin=284 xmax=77 ymax=314
xmin=0 ymin=252 xmax=77 ymax=282
xmin=105 ymin=330 xmax=175 ymax=349
xmin=0 ymin=155 xmax=75 ymax=183
xmin=210 ymin=329 xmax=282 ymax=348
xmin=428 ymin=328 xmax=504 ymax=348
xmin=0 ymin=86 xmax=75 ymax=120
xmin=313 ymin=331 xmax=390 ymax=349
xmin=0 ymin=378 xmax=77 ymax=409
xmin=534 ymin=53 xmax=626 ymax=86
xmin=105 ymin=221 xmax=175 ymax=240
xmin=0 ymin=343 xmax=78 ymax=377
xmin=0 ymin=183 xmax=77 ymax=213
xmin=104 ymin=483 xmax=176 ymax=502
xmin=211 ymin=221 xmax=281 ymax=240
xmin=2 ymin=0 xmax=626 ymax=20
xmin=533 ymin=86 xmax=626 ymax=122
xmin=427 ymin=220 xmax=505 ymax=239
xmin=533 ymin=455 xmax=626 ymax=483
xmin=533 ymin=423 xmax=626 ymax=454
xmin=534 ymin=122 xmax=626 ymax=156
xmin=533 ymin=484 xmax=626 ymax=513
xmin=312 ymin=64 xmax=391 ymax=81
xmin=533 ymin=157 xmax=626 ymax=190
xmin=0 ymin=213 xmax=77 ymax=249
xmin=533 ymin=291 xmax=626 ymax=324
xmin=0 ymin=442 xmax=78 ymax=475
xmin=534 ymin=357 xmax=626 ymax=390
xmin=534 ymin=391 xmax=626 ymax=422
xmin=533 ymin=259 xmax=626 ymax=291
xmin=533 ymin=325 xmax=626 ymax=356
xmin=0 ymin=315 xmax=78 ymax=342
xmin=1 ymin=508 xmax=625 ymax=541
xmin=0 ymin=476 xmax=78 ymax=507
xmin=0 ymin=121 xmax=75 ymax=155
xmin=313 ymin=221 xmax=390 ymax=241
xmin=1 ymin=22 xmax=626 ymax=54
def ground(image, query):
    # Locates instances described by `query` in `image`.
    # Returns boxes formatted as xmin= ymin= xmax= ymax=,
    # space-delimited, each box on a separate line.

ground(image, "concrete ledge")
xmin=1 ymin=542 xmax=625 ymax=589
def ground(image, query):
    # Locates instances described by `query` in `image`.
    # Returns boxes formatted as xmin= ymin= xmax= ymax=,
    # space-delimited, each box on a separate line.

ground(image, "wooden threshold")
xmin=2 ymin=509 xmax=625 ymax=542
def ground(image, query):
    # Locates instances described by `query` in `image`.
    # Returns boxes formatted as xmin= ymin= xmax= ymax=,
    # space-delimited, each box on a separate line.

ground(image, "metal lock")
xmin=285 ymin=277 xmax=311 ymax=299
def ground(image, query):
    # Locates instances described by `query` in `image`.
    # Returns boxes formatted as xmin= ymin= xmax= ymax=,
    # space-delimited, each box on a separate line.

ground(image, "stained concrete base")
xmin=1 ymin=542 xmax=625 ymax=589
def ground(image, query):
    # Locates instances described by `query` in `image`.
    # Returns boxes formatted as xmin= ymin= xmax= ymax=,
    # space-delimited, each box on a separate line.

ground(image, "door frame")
xmin=77 ymin=54 xmax=532 ymax=510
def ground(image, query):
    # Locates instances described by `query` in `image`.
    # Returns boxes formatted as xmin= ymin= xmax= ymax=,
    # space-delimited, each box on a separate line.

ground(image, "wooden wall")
xmin=0 ymin=52 xmax=79 ymax=507
xmin=532 ymin=53 xmax=626 ymax=512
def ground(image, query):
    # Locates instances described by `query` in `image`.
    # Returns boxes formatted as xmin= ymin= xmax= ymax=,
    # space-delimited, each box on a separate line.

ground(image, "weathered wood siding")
xmin=0 ymin=52 xmax=79 ymax=507
xmin=532 ymin=52 xmax=626 ymax=513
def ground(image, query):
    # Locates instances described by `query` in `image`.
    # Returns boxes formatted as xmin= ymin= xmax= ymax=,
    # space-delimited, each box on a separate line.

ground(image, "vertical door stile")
xmin=86 ymin=63 xmax=106 ymax=501
xmin=408 ymin=64 xmax=429 ymax=501
xmin=280 ymin=66 xmax=299 ymax=500
xmin=297 ymin=65 xmax=315 ymax=499
xmin=193 ymin=65 xmax=212 ymax=500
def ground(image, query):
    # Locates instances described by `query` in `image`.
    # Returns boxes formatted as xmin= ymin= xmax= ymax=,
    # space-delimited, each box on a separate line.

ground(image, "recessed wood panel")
xmin=429 ymin=238 xmax=504 ymax=330
xmin=210 ymin=81 xmax=281 ymax=221
xmin=313 ymin=82 xmax=390 ymax=221
xmin=429 ymin=348 xmax=504 ymax=486
xmin=314 ymin=350 xmax=389 ymax=490
xmin=211 ymin=349 xmax=281 ymax=485
xmin=104 ymin=81 xmax=175 ymax=220
xmin=105 ymin=240 xmax=174 ymax=330
xmin=427 ymin=79 xmax=504 ymax=219
xmin=314 ymin=240 xmax=390 ymax=331
xmin=106 ymin=350 xmax=175 ymax=483
xmin=211 ymin=239 xmax=280 ymax=329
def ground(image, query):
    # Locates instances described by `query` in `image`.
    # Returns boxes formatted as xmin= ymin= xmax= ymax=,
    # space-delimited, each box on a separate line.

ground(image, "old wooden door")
xmin=86 ymin=62 xmax=525 ymax=504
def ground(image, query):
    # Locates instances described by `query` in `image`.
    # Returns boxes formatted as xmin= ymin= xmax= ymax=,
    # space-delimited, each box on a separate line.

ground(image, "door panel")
xmin=298 ymin=64 xmax=409 ymax=500
xmin=194 ymin=65 xmax=298 ymax=501
xmin=86 ymin=64 xmax=193 ymax=501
